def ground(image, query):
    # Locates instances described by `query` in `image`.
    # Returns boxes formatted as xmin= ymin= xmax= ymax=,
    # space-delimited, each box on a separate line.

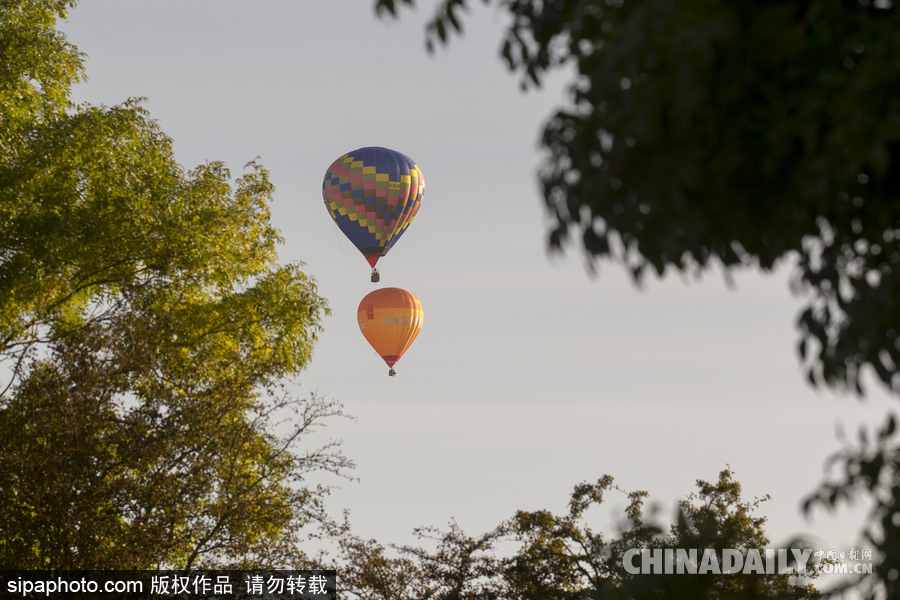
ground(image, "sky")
xmin=59 ymin=0 xmax=898 ymax=577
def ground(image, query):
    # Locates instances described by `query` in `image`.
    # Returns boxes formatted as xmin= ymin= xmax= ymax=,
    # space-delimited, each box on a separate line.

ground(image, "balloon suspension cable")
xmin=331 ymin=221 xmax=368 ymax=274
xmin=371 ymin=268 xmax=380 ymax=283
xmin=388 ymin=368 xmax=396 ymax=377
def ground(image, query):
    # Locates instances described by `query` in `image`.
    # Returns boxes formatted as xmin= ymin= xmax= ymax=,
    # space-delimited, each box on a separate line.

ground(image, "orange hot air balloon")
xmin=357 ymin=287 xmax=423 ymax=376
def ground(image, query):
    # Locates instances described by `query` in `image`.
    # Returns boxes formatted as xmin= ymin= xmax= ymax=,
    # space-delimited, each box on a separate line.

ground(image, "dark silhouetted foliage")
xmin=373 ymin=3 xmax=900 ymax=596
xmin=376 ymin=0 xmax=900 ymax=399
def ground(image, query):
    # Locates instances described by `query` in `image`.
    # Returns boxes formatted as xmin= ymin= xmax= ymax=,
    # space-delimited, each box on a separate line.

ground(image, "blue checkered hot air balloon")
xmin=322 ymin=147 xmax=424 ymax=282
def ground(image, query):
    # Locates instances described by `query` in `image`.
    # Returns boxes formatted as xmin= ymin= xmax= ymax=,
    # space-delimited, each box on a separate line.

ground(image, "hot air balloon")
xmin=323 ymin=147 xmax=424 ymax=282
xmin=357 ymin=287 xmax=423 ymax=376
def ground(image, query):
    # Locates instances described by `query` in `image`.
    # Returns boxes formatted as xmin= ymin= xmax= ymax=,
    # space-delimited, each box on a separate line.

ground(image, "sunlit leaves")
xmin=0 ymin=0 xmax=82 ymax=156
xmin=339 ymin=470 xmax=818 ymax=599
xmin=0 ymin=0 xmax=344 ymax=569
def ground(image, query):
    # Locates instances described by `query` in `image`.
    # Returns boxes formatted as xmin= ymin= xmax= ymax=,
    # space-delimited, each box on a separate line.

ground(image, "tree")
xmin=339 ymin=469 xmax=821 ymax=600
xmin=804 ymin=416 xmax=900 ymax=599
xmin=375 ymin=0 xmax=900 ymax=397
xmin=337 ymin=521 xmax=507 ymax=600
xmin=505 ymin=469 xmax=821 ymax=600
xmin=373 ymin=2 xmax=900 ymax=596
xmin=0 ymin=0 xmax=350 ymax=568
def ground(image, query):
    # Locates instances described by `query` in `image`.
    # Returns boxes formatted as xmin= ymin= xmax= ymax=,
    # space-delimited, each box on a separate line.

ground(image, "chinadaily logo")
xmin=622 ymin=548 xmax=874 ymax=575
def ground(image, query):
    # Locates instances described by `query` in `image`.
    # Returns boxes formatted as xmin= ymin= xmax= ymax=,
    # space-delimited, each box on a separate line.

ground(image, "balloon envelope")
xmin=323 ymin=147 xmax=424 ymax=269
xmin=357 ymin=287 xmax=423 ymax=370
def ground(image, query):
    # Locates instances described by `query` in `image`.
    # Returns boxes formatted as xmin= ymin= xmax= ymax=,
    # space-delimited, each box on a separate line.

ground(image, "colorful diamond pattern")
xmin=322 ymin=147 xmax=424 ymax=258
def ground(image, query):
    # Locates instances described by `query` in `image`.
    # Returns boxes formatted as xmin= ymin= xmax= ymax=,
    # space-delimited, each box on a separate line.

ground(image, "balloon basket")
xmin=388 ymin=368 xmax=396 ymax=377
xmin=371 ymin=268 xmax=380 ymax=283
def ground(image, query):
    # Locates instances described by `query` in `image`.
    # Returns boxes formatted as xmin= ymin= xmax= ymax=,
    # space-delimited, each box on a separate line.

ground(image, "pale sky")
xmin=60 ymin=0 xmax=896 ymax=576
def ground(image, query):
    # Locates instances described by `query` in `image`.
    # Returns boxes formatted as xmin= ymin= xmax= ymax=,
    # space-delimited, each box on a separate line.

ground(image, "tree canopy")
xmin=373 ymin=1 xmax=900 ymax=596
xmin=338 ymin=469 xmax=821 ymax=600
xmin=0 ymin=0 xmax=348 ymax=568
xmin=376 ymin=0 xmax=900 ymax=399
